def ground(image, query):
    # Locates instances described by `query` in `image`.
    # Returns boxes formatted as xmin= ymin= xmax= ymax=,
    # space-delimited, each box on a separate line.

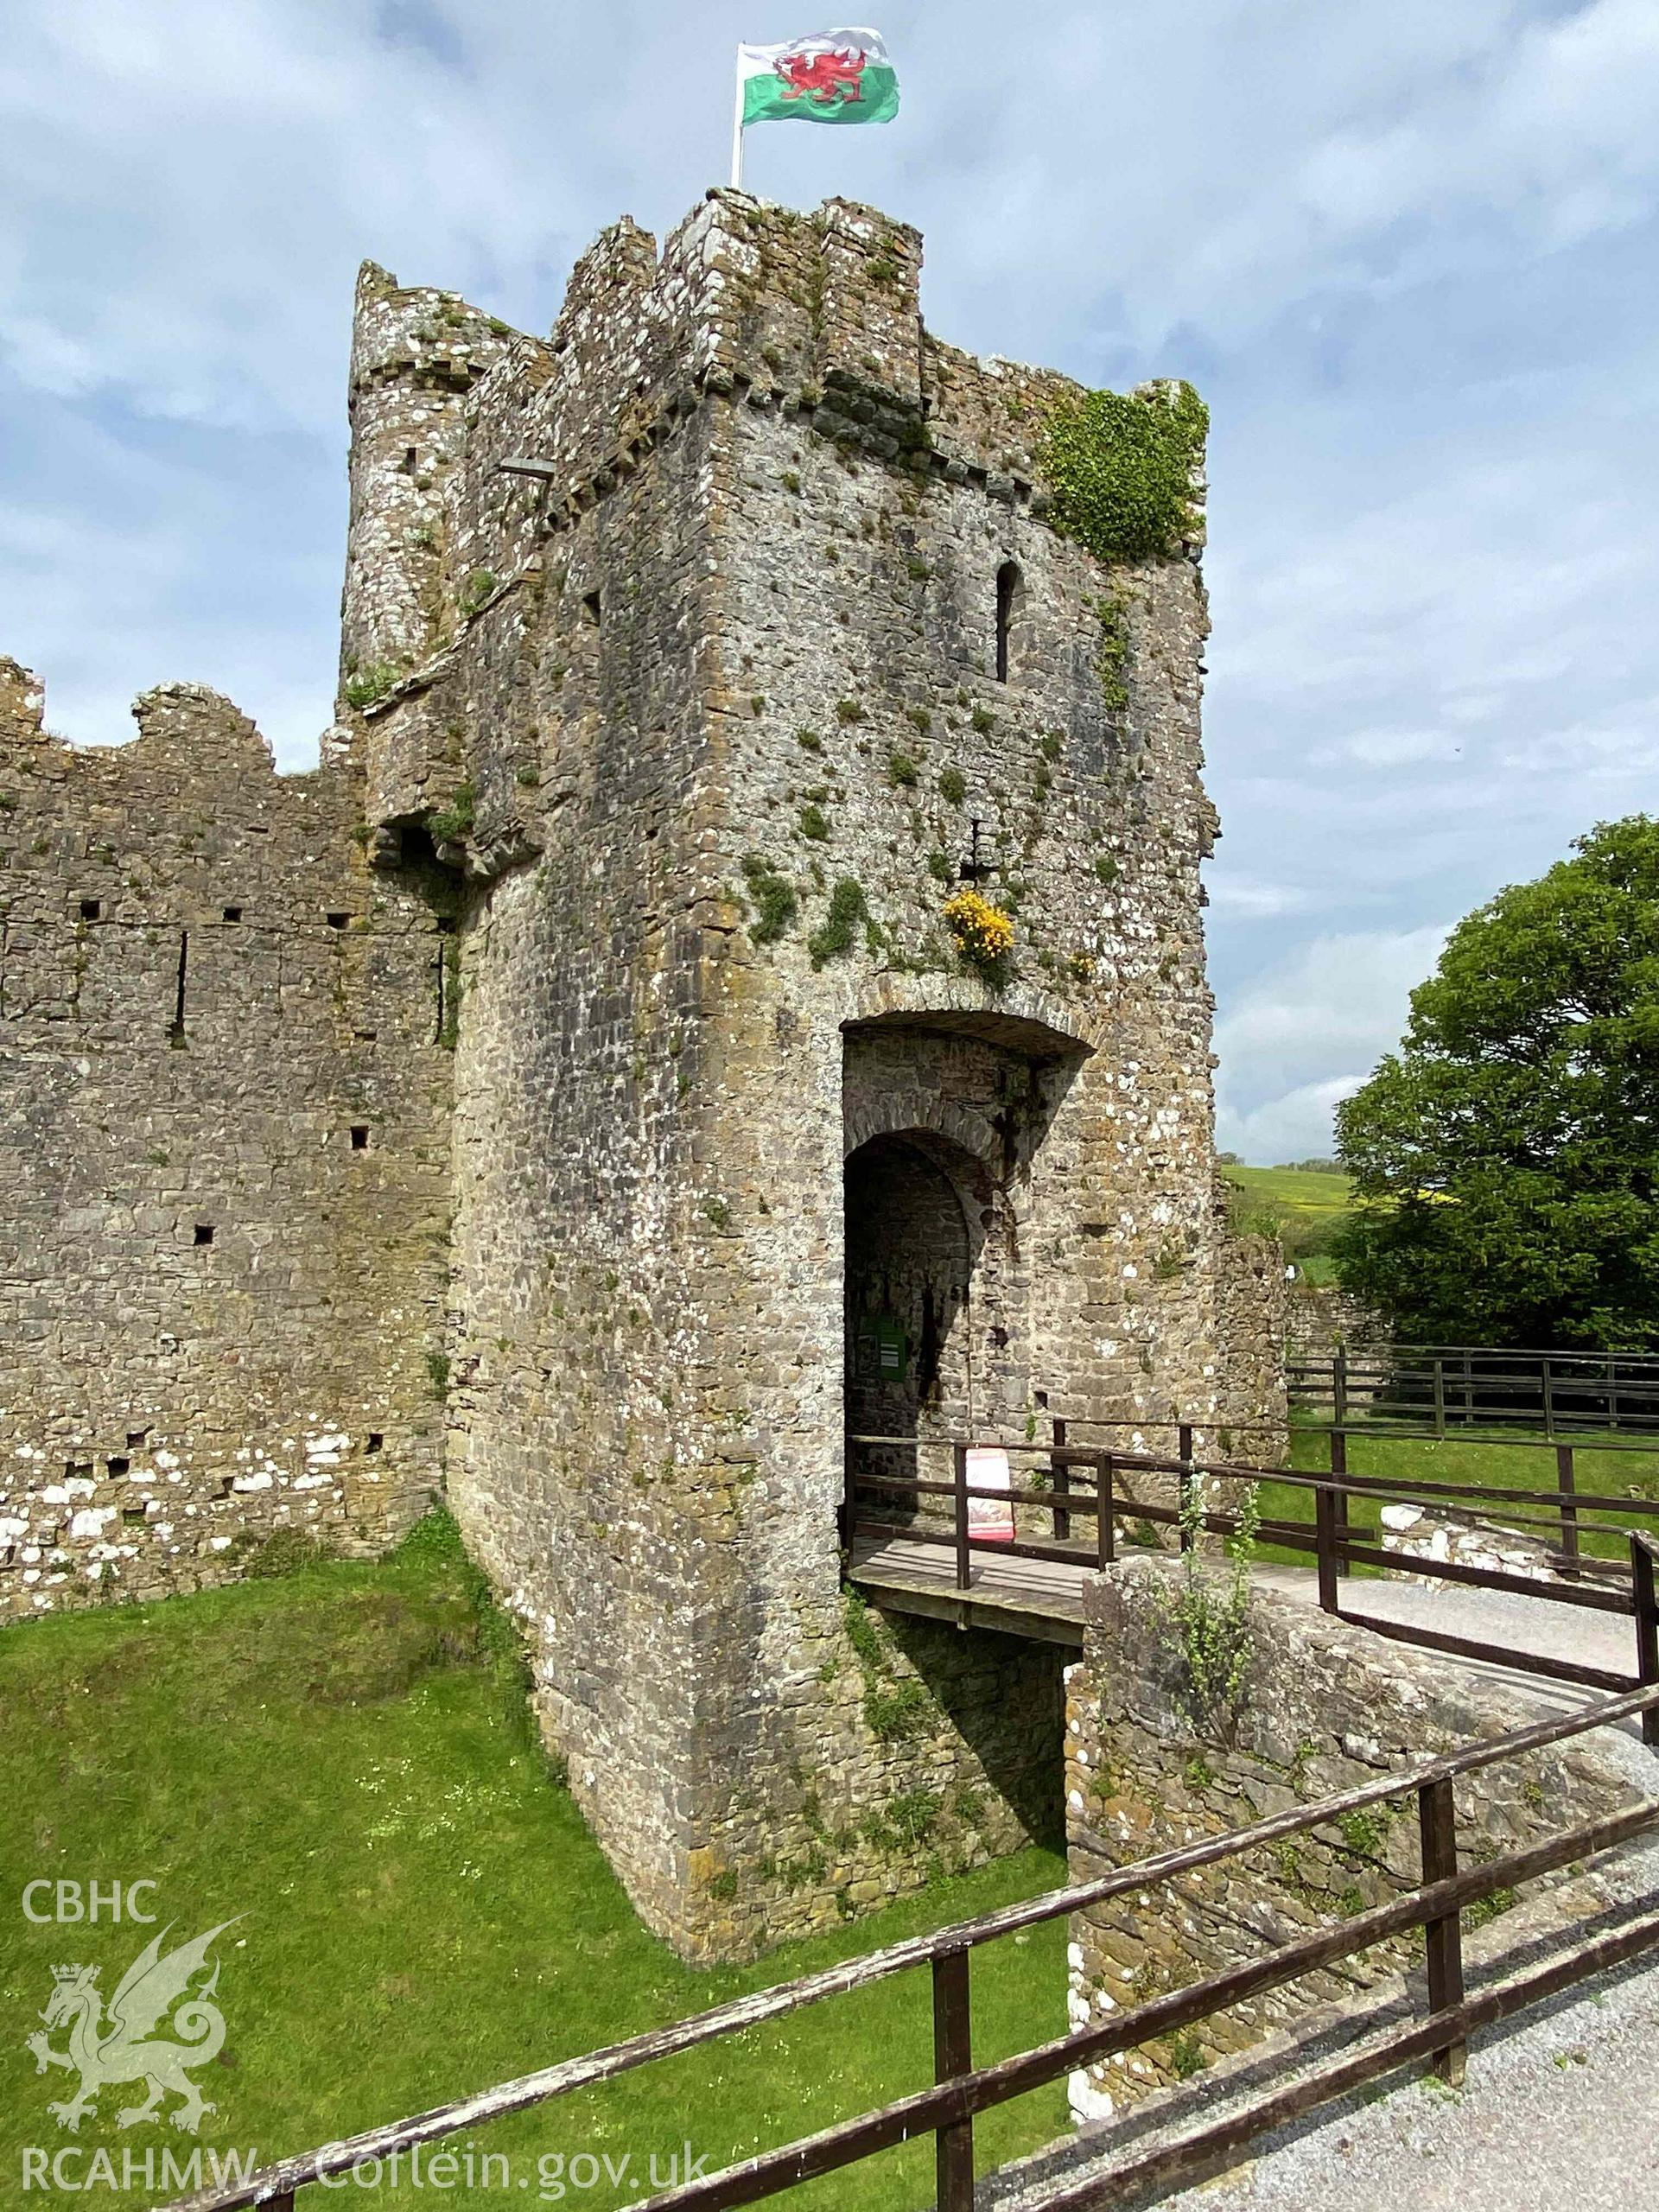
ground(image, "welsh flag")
xmin=737 ymin=28 xmax=899 ymax=127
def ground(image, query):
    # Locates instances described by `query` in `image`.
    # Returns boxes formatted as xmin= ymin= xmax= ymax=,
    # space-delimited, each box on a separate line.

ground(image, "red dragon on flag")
xmin=735 ymin=29 xmax=899 ymax=152
xmin=774 ymin=41 xmax=870 ymax=106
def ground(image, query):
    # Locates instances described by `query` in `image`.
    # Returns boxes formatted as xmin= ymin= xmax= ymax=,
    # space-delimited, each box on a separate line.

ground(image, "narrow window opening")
xmin=122 ymin=1505 xmax=148 ymax=1525
xmin=326 ymin=912 xmax=350 ymax=930
xmin=167 ymin=930 xmax=188 ymax=1046
xmin=350 ymin=1125 xmax=370 ymax=1150
xmin=126 ymin=1429 xmax=149 ymax=1448
xmin=222 ymin=906 xmax=242 ymax=923
xmin=216 ymin=1475 xmax=236 ymax=1498
xmin=106 ymin=1456 xmax=130 ymax=1478
xmin=582 ymin=589 xmax=602 ymax=627
xmin=365 ymin=1433 xmax=385 ymax=1453
xmin=65 ymin=1460 xmax=93 ymax=1479
xmin=194 ymin=1224 xmax=215 ymax=1246
xmin=79 ymin=899 xmax=101 ymax=921
xmin=995 ymin=561 xmax=1022 ymax=683
xmin=401 ymin=447 xmax=418 ymax=474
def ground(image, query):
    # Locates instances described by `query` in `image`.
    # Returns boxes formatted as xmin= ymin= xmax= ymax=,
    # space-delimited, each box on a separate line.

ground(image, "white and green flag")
xmin=736 ymin=29 xmax=900 ymax=130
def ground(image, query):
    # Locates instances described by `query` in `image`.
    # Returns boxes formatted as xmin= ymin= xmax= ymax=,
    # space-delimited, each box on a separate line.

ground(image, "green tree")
xmin=1334 ymin=817 xmax=1659 ymax=1349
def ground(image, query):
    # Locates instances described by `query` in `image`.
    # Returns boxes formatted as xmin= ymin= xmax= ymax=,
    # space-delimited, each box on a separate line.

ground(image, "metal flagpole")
xmin=730 ymin=52 xmax=745 ymax=188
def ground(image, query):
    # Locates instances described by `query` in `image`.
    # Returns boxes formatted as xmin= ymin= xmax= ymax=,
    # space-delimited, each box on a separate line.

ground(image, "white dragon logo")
xmin=26 ymin=1920 xmax=240 ymax=2134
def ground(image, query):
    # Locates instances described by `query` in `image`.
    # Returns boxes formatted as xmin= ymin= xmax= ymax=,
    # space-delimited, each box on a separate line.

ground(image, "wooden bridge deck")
xmin=849 ymin=1531 xmax=1643 ymax=1715
xmin=849 ymin=1532 xmax=1097 ymax=1644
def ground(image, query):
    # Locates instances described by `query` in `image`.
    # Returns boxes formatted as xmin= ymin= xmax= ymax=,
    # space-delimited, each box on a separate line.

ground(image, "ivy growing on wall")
xmin=1036 ymin=382 xmax=1208 ymax=564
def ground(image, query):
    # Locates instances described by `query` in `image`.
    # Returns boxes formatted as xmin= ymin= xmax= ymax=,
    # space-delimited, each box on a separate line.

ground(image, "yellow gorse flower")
xmin=943 ymin=887 xmax=1014 ymax=967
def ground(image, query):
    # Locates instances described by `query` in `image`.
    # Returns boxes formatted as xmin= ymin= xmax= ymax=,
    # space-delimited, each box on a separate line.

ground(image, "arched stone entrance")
xmin=844 ymin=1130 xmax=987 ymax=1459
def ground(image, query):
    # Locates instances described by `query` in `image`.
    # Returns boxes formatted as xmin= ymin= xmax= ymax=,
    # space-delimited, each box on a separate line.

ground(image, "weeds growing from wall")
xmin=344 ymin=664 xmax=402 ymax=710
xmin=843 ymin=1588 xmax=936 ymax=1740
xmin=809 ymin=878 xmax=868 ymax=968
xmin=1150 ymin=1481 xmax=1262 ymax=1742
xmin=944 ymin=887 xmax=1015 ymax=980
xmin=427 ymin=783 xmax=476 ymax=845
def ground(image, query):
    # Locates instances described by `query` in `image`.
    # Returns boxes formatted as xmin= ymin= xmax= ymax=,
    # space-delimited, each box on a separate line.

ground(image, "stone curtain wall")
xmin=1211 ymin=1198 xmax=1289 ymax=1462
xmin=1063 ymin=1560 xmax=1638 ymax=2117
xmin=0 ymin=663 xmax=452 ymax=1619
xmin=1286 ymin=1278 xmax=1392 ymax=1363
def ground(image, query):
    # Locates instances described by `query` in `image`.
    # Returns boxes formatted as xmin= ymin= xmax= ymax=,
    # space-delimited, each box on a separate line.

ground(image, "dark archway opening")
xmin=843 ymin=1128 xmax=1065 ymax=1853
xmin=845 ymin=1133 xmax=979 ymax=1459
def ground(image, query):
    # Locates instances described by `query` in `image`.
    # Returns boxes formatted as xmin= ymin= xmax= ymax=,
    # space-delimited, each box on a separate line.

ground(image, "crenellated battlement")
xmin=340 ymin=189 xmax=1182 ymax=863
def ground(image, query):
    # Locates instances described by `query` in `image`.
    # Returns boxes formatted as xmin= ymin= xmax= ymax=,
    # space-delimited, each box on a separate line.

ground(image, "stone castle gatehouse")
xmin=0 ymin=191 xmax=1281 ymax=1958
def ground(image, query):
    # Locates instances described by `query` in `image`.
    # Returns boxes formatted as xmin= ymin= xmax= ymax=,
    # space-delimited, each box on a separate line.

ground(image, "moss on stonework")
xmin=344 ymin=663 xmax=402 ymax=711
xmin=459 ymin=569 xmax=497 ymax=619
xmin=739 ymin=853 xmax=798 ymax=945
xmin=1037 ymin=382 xmax=1208 ymax=564
xmin=1090 ymin=593 xmax=1132 ymax=709
xmin=808 ymin=878 xmax=867 ymax=969
xmin=842 ymin=1588 xmax=938 ymax=1742
xmin=427 ymin=783 xmax=476 ymax=845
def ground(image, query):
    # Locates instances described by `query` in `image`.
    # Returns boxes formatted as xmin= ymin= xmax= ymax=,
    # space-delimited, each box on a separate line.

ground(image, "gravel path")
xmin=1160 ymin=1936 xmax=1659 ymax=2210
xmin=985 ymin=1568 xmax=1659 ymax=2212
xmin=1159 ymin=1669 xmax=1659 ymax=2212
xmin=1252 ymin=1561 xmax=1642 ymax=1714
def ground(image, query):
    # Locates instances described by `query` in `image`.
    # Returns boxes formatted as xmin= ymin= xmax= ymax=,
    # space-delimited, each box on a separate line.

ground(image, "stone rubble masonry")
xmin=1210 ymin=1182 xmax=1287 ymax=1463
xmin=1063 ymin=1558 xmax=1639 ymax=2120
xmin=1 ymin=187 xmax=1285 ymax=1962
xmin=1377 ymin=1501 xmax=1571 ymax=1584
xmin=0 ymin=659 xmax=453 ymax=1619
xmin=1286 ymin=1277 xmax=1391 ymax=1364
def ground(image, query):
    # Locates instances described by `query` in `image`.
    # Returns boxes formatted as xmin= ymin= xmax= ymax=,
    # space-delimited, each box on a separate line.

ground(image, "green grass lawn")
xmin=1220 ymin=1164 xmax=1353 ymax=1219
xmin=1219 ymin=1164 xmax=1351 ymax=1283
xmin=1243 ymin=1422 xmax=1659 ymax=1572
xmin=0 ymin=1519 xmax=1070 ymax=2209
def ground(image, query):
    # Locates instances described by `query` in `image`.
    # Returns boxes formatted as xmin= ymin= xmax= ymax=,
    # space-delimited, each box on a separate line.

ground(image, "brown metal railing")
xmin=844 ymin=1428 xmax=1659 ymax=1726
xmin=161 ymin=1687 xmax=1659 ymax=2212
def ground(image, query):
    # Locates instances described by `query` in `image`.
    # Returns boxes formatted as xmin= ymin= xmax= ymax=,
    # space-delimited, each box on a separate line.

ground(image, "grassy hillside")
xmin=1220 ymin=1162 xmax=1352 ymax=1282
xmin=0 ymin=1518 xmax=1069 ymax=2209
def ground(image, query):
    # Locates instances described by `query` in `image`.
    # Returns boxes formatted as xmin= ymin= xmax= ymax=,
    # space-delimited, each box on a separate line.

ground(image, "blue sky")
xmin=4 ymin=0 xmax=1657 ymax=1158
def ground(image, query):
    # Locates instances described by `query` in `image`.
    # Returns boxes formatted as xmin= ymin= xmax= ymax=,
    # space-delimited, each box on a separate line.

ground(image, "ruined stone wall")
xmin=1063 ymin=1559 xmax=1640 ymax=2118
xmin=1211 ymin=1199 xmax=1289 ymax=1462
xmin=0 ymin=662 xmax=453 ymax=1619
xmin=1287 ymin=1278 xmax=1391 ymax=1362
xmin=0 ymin=184 xmax=1281 ymax=1964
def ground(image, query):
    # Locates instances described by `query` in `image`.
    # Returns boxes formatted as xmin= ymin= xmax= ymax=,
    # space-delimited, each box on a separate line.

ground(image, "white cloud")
xmin=1218 ymin=1077 xmax=1366 ymax=1168
xmin=1314 ymin=728 xmax=1465 ymax=771
xmin=1204 ymin=874 xmax=1315 ymax=919
xmin=1213 ymin=925 xmax=1450 ymax=1161
xmin=1497 ymin=694 xmax=1659 ymax=777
